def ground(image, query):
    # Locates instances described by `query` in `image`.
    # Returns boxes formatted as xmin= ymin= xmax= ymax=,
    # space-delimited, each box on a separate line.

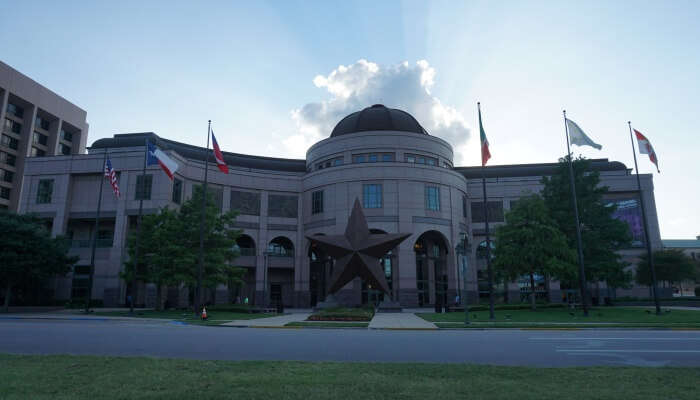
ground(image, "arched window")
xmin=234 ymin=235 xmax=256 ymax=256
xmin=268 ymin=236 xmax=294 ymax=257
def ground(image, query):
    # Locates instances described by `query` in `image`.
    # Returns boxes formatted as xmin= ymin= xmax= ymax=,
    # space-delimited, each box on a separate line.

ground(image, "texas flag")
xmin=634 ymin=129 xmax=660 ymax=173
xmin=147 ymin=142 xmax=179 ymax=179
xmin=211 ymin=130 xmax=228 ymax=174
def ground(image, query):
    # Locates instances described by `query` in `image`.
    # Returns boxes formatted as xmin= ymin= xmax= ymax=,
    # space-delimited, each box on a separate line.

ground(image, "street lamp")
xmin=263 ymin=250 xmax=274 ymax=307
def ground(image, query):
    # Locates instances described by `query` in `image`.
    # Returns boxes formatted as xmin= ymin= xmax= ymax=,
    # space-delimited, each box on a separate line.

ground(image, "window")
xmin=405 ymin=155 xmax=415 ymax=163
xmin=405 ymin=153 xmax=437 ymax=166
xmin=60 ymin=143 xmax=71 ymax=155
xmin=312 ymin=190 xmax=324 ymax=214
xmin=172 ymin=178 xmax=183 ymax=204
xmin=33 ymin=131 xmax=48 ymax=145
xmin=0 ymin=187 xmax=9 ymax=199
xmin=60 ymin=129 xmax=73 ymax=142
xmin=333 ymin=158 xmax=343 ymax=166
xmin=194 ymin=185 xmax=224 ymax=211
xmin=135 ymin=174 xmax=153 ymax=200
xmin=1 ymin=169 xmax=13 ymax=183
xmin=36 ymin=179 xmax=53 ymax=204
xmin=382 ymin=153 xmax=394 ymax=162
xmin=425 ymin=186 xmax=440 ymax=211
xmin=268 ymin=194 xmax=298 ymax=218
xmin=426 ymin=158 xmax=436 ymax=166
xmin=3 ymin=119 xmax=22 ymax=134
xmin=470 ymin=201 xmax=505 ymax=223
xmin=31 ymin=147 xmax=45 ymax=157
xmin=368 ymin=154 xmax=378 ymax=162
xmin=230 ymin=190 xmax=261 ymax=216
xmin=1 ymin=135 xmax=18 ymax=150
xmin=0 ymin=152 xmax=15 ymax=166
xmin=363 ymin=184 xmax=382 ymax=208
xmin=6 ymin=103 xmax=23 ymax=118
xmin=462 ymin=195 xmax=468 ymax=218
xmin=97 ymin=230 xmax=114 ymax=247
xmin=353 ymin=154 xmax=366 ymax=163
xmin=35 ymin=116 xmax=50 ymax=131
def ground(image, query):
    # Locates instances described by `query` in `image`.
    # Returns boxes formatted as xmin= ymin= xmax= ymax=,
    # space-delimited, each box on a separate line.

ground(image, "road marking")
xmin=531 ymin=337 xmax=700 ymax=341
xmin=556 ymin=349 xmax=700 ymax=353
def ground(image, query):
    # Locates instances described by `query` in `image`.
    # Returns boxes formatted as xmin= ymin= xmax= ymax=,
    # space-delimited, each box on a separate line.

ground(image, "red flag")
xmin=634 ymin=129 xmax=660 ymax=173
xmin=211 ymin=131 xmax=228 ymax=174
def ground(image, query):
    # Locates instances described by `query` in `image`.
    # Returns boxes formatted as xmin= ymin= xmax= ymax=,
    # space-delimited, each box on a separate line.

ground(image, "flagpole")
xmin=563 ymin=110 xmax=589 ymax=317
xmin=628 ymin=121 xmax=661 ymax=315
xmin=85 ymin=147 xmax=108 ymax=314
xmin=195 ymin=120 xmax=211 ymax=315
xmin=130 ymin=137 xmax=149 ymax=314
xmin=478 ymin=102 xmax=495 ymax=320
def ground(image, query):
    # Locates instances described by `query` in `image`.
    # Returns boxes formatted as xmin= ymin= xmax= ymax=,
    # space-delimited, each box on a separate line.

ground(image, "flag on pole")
xmin=211 ymin=131 xmax=228 ymax=174
xmin=634 ymin=129 xmax=660 ymax=173
xmin=566 ymin=118 xmax=602 ymax=150
xmin=103 ymin=158 xmax=120 ymax=198
xmin=479 ymin=106 xmax=491 ymax=166
xmin=147 ymin=142 xmax=179 ymax=179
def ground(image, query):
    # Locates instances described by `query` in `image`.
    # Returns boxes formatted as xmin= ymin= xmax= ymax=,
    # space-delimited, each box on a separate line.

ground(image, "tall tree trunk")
xmin=529 ymin=271 xmax=536 ymax=311
xmin=3 ymin=283 xmax=11 ymax=313
xmin=155 ymin=283 xmax=163 ymax=311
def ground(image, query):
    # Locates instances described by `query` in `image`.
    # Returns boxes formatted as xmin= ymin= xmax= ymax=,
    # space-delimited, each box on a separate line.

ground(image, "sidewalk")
xmin=222 ymin=313 xmax=311 ymax=327
xmin=369 ymin=313 xmax=437 ymax=330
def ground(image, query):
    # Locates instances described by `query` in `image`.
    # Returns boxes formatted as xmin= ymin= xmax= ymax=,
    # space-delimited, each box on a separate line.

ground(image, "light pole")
xmin=459 ymin=232 xmax=470 ymax=325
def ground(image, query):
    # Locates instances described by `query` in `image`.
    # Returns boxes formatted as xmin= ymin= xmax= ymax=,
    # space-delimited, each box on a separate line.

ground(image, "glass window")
xmin=462 ymin=195 xmax=467 ymax=218
xmin=312 ymin=190 xmax=324 ymax=214
xmin=268 ymin=194 xmax=298 ymax=218
xmin=31 ymin=147 xmax=46 ymax=157
xmin=35 ymin=116 xmax=50 ymax=131
xmin=33 ymin=131 xmax=48 ymax=145
xmin=0 ymin=187 xmax=10 ymax=199
xmin=135 ymin=174 xmax=153 ymax=200
xmin=60 ymin=129 xmax=73 ymax=142
xmin=425 ymin=186 xmax=440 ymax=211
xmin=353 ymin=155 xmax=366 ymax=163
xmin=1 ymin=135 xmax=18 ymax=150
xmin=6 ymin=103 xmax=23 ymax=118
xmin=325 ymin=161 xmax=331 ymax=168
xmin=368 ymin=154 xmax=378 ymax=162
xmin=333 ymin=158 xmax=343 ymax=166
xmin=405 ymin=155 xmax=415 ymax=163
xmin=363 ymin=184 xmax=382 ymax=208
xmin=0 ymin=152 xmax=15 ymax=166
xmin=1 ymin=169 xmax=13 ymax=183
xmin=426 ymin=158 xmax=436 ymax=166
xmin=172 ymin=178 xmax=182 ymax=204
xmin=382 ymin=153 xmax=394 ymax=162
xmin=60 ymin=143 xmax=71 ymax=155
xmin=36 ymin=179 xmax=53 ymax=204
xmin=4 ymin=119 xmax=21 ymax=135
xmin=230 ymin=190 xmax=261 ymax=216
xmin=470 ymin=201 xmax=505 ymax=223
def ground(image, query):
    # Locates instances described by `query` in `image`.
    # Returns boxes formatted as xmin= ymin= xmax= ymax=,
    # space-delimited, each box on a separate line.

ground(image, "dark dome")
xmin=330 ymin=104 xmax=428 ymax=137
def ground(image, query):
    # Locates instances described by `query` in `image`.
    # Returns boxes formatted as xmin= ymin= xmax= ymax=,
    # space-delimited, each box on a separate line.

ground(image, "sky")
xmin=1 ymin=0 xmax=698 ymax=239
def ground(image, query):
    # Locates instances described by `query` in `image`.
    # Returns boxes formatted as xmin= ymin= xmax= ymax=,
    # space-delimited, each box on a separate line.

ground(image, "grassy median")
xmin=93 ymin=310 xmax=273 ymax=326
xmin=1 ymin=354 xmax=698 ymax=399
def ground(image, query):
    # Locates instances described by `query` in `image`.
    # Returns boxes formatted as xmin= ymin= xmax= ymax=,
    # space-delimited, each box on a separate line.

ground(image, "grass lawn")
xmin=419 ymin=307 xmax=700 ymax=326
xmin=286 ymin=321 xmax=369 ymax=328
xmin=308 ymin=307 xmax=375 ymax=321
xmin=2 ymin=354 xmax=699 ymax=400
xmin=94 ymin=310 xmax=274 ymax=326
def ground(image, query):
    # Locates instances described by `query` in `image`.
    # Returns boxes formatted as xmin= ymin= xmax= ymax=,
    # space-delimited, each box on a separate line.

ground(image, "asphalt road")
xmin=2 ymin=318 xmax=700 ymax=367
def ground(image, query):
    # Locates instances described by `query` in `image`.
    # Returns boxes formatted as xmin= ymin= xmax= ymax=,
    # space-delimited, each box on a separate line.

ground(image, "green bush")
xmin=466 ymin=303 xmax=566 ymax=312
xmin=309 ymin=307 xmax=375 ymax=321
xmin=695 ymin=287 xmax=700 ymax=297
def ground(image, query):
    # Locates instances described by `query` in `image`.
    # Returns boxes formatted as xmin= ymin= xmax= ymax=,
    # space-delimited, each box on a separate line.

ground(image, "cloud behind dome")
xmin=281 ymin=60 xmax=471 ymax=162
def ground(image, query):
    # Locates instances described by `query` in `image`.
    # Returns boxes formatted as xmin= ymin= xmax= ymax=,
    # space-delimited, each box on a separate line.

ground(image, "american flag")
xmin=104 ymin=158 xmax=120 ymax=198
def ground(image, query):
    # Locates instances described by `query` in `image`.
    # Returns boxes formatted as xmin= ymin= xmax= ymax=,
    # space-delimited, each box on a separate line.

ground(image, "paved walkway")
xmin=369 ymin=313 xmax=437 ymax=329
xmin=222 ymin=313 xmax=311 ymax=327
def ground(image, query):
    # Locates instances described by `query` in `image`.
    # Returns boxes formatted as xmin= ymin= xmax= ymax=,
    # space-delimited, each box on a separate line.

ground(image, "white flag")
xmin=566 ymin=118 xmax=602 ymax=150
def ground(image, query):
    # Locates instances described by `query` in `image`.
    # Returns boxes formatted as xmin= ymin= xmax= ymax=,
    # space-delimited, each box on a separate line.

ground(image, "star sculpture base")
xmin=306 ymin=199 xmax=411 ymax=297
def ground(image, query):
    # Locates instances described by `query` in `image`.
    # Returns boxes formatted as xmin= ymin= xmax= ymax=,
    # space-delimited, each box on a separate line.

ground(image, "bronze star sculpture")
xmin=306 ymin=199 xmax=411 ymax=295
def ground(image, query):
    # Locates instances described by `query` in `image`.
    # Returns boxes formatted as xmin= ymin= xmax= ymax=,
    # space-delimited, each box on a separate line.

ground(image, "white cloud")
xmin=286 ymin=60 xmax=472 ymax=162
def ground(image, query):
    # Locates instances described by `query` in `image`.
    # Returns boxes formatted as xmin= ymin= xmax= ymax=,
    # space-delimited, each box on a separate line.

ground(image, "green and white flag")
xmin=566 ymin=118 xmax=602 ymax=150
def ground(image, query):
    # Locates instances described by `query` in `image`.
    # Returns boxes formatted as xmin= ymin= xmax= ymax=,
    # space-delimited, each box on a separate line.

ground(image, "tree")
xmin=636 ymin=249 xmax=698 ymax=292
xmin=122 ymin=186 xmax=244 ymax=310
xmin=0 ymin=211 xmax=77 ymax=312
xmin=492 ymin=194 xmax=576 ymax=310
xmin=541 ymin=156 xmax=633 ymax=294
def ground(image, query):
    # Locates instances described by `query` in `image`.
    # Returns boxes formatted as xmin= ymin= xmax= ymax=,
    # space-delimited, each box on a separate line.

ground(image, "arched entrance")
xmin=361 ymin=229 xmax=394 ymax=305
xmin=308 ymin=234 xmax=329 ymax=307
xmin=266 ymin=236 xmax=295 ymax=307
xmin=414 ymin=231 xmax=450 ymax=307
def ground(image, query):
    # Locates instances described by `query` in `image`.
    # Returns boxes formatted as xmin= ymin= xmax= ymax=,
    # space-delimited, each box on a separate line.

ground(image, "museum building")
xmin=17 ymin=104 xmax=663 ymax=308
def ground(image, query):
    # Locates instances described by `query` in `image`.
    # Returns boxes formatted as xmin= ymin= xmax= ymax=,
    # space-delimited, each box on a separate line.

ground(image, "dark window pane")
xmin=36 ymin=179 xmax=53 ymax=204
xmin=363 ymin=184 xmax=382 ymax=208
xmin=312 ymin=190 xmax=324 ymax=214
xmin=0 ymin=187 xmax=10 ymax=199
xmin=172 ymin=178 xmax=182 ymax=204
xmin=268 ymin=194 xmax=298 ymax=218
xmin=230 ymin=190 xmax=261 ymax=216
xmin=135 ymin=175 xmax=153 ymax=200
xmin=470 ymin=201 xmax=504 ymax=223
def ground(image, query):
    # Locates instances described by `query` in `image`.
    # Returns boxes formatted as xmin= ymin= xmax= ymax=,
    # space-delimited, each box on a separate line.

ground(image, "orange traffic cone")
xmin=201 ymin=307 xmax=208 ymax=320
